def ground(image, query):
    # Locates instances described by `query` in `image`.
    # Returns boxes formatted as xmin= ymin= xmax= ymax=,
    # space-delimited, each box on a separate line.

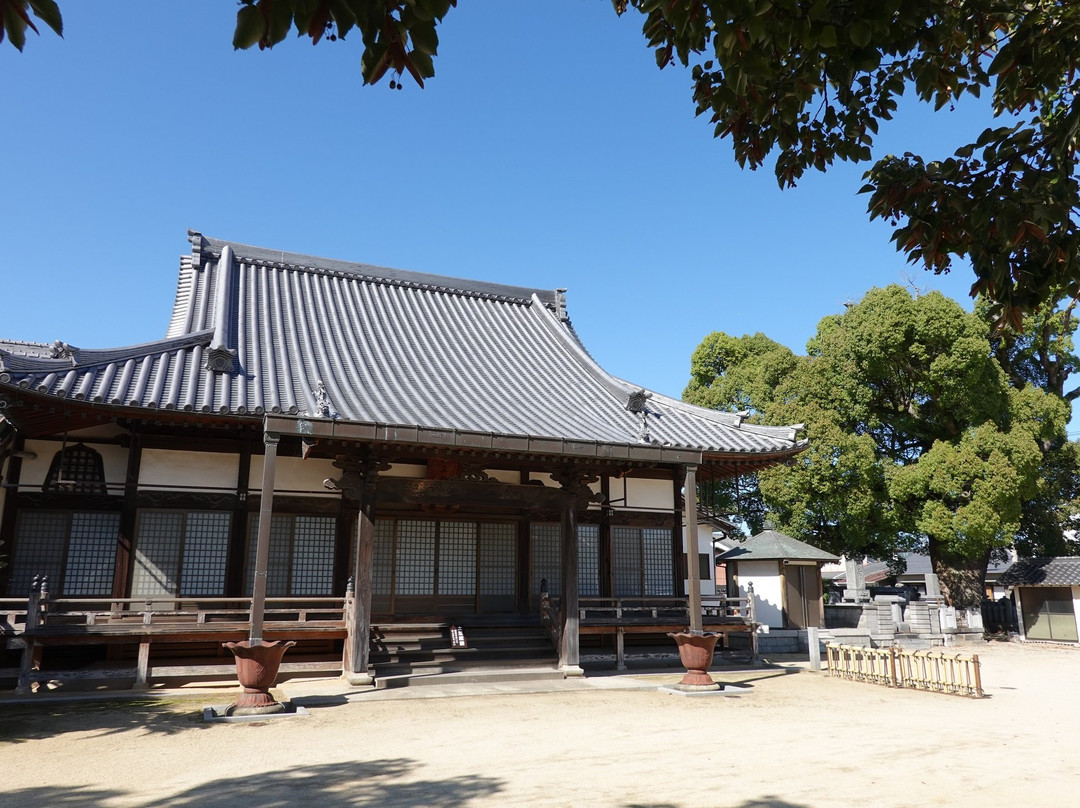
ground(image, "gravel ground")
xmin=2 ymin=640 xmax=1077 ymax=808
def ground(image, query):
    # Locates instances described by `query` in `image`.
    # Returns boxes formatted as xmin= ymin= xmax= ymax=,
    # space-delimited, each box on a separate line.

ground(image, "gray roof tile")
xmin=717 ymin=526 xmax=838 ymax=562
xmin=1000 ymin=557 xmax=1080 ymax=587
xmin=0 ymin=232 xmax=807 ymax=457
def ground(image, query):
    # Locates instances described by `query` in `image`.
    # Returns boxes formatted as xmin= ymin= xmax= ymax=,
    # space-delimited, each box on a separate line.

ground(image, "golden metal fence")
xmin=825 ymin=643 xmax=983 ymax=698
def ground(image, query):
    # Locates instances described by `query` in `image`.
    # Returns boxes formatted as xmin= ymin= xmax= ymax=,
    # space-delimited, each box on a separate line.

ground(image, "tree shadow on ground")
xmin=0 ymin=698 xmax=212 ymax=743
xmin=1 ymin=786 xmax=127 ymax=808
xmin=8 ymin=759 xmax=504 ymax=808
xmin=624 ymin=799 xmax=809 ymax=808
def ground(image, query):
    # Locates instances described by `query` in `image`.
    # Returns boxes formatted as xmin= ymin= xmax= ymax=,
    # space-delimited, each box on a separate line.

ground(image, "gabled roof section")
xmin=0 ymin=231 xmax=808 ymax=458
xmin=1000 ymin=557 xmax=1080 ymax=587
xmin=717 ymin=524 xmax=838 ymax=563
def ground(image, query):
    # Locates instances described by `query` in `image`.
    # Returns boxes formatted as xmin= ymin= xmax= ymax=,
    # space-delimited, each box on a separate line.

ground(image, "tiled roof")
xmin=0 ymin=231 xmax=807 ymax=457
xmin=716 ymin=526 xmax=838 ymax=562
xmin=1000 ymin=557 xmax=1080 ymax=587
xmin=899 ymin=552 xmax=1011 ymax=578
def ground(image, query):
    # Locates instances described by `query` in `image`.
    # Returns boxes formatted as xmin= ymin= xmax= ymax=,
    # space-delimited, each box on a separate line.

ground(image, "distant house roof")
xmin=898 ymin=552 xmax=1011 ymax=579
xmin=716 ymin=524 xmax=838 ymax=563
xmin=823 ymin=560 xmax=892 ymax=585
xmin=1000 ymin=557 xmax=1080 ymax=587
xmin=0 ymin=231 xmax=807 ymax=464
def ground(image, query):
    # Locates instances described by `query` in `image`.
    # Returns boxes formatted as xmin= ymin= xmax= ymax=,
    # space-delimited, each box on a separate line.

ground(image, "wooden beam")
xmin=375 ymin=476 xmax=569 ymax=509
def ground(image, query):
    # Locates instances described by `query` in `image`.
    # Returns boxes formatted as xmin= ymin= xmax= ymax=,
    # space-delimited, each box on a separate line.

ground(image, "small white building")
xmin=1000 ymin=557 xmax=1080 ymax=643
xmin=716 ymin=523 xmax=838 ymax=630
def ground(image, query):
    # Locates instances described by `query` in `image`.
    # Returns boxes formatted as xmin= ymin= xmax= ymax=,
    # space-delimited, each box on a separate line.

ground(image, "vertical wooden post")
xmin=343 ymin=459 xmax=377 ymax=686
xmin=684 ymin=464 xmax=703 ymax=634
xmin=135 ymin=642 xmax=151 ymax=689
xmin=0 ymin=435 xmax=25 ymax=596
xmin=225 ymin=434 xmax=252 ymax=596
xmin=249 ymin=431 xmax=279 ymax=645
xmin=559 ymin=494 xmax=582 ymax=676
xmin=807 ymin=626 xmax=821 ymax=671
xmin=16 ymin=576 xmax=43 ymax=695
xmin=113 ymin=430 xmax=141 ymax=602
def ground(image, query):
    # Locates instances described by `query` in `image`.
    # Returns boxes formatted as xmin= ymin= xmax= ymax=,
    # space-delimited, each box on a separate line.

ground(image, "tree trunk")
xmin=928 ymin=541 xmax=990 ymax=610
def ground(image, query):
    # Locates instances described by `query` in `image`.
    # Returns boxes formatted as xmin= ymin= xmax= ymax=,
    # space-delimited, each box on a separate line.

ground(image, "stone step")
xmin=373 ymin=664 xmax=565 ymax=690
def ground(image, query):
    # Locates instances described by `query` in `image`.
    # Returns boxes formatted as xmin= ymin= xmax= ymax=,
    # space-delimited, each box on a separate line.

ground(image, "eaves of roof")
xmin=716 ymin=528 xmax=838 ymax=562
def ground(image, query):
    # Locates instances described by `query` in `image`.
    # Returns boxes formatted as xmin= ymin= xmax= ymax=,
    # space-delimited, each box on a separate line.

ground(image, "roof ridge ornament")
xmin=49 ymin=341 xmax=79 ymax=365
xmin=206 ymin=245 xmax=238 ymax=374
xmin=626 ymin=389 xmax=661 ymax=444
xmin=309 ymin=380 xmax=339 ymax=419
xmin=188 ymin=229 xmax=206 ymax=269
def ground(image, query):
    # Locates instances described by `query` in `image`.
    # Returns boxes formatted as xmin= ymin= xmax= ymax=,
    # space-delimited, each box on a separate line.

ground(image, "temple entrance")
xmin=371 ymin=518 xmax=517 ymax=616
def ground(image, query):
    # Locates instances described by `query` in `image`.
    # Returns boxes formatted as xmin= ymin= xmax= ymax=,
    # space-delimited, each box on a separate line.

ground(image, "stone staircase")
xmin=369 ymin=619 xmax=560 ymax=689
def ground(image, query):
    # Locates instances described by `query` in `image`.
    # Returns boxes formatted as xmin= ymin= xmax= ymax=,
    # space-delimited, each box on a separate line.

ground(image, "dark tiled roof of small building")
xmin=716 ymin=525 xmax=838 ymax=563
xmin=1000 ymin=557 xmax=1080 ymax=587
xmin=899 ymin=552 xmax=1011 ymax=578
xmin=0 ymin=232 xmax=807 ymax=457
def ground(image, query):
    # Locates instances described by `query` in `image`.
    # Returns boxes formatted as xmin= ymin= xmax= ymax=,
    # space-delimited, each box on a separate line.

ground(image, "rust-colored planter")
xmin=668 ymin=631 xmax=720 ymax=689
xmin=223 ymin=639 xmax=296 ymax=716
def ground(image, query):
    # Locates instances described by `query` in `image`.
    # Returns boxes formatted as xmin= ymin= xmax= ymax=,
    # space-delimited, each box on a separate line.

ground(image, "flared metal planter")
xmin=223 ymin=639 xmax=296 ymax=716
xmin=668 ymin=631 xmax=720 ymax=689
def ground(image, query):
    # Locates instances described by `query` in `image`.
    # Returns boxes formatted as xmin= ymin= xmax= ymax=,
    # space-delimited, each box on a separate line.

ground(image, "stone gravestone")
xmin=843 ymin=558 xmax=870 ymax=602
xmin=924 ymin=572 xmax=942 ymax=601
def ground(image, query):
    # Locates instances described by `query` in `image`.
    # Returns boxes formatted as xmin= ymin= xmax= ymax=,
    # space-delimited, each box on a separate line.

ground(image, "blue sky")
xmin=3 ymin=2 xmax=996 ymax=405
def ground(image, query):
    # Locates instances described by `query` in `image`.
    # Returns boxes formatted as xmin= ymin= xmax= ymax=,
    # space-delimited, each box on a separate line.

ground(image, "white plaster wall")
xmin=609 ymin=477 xmax=672 ymax=511
xmin=689 ymin=522 xmax=716 ymax=596
xmin=17 ymin=440 xmax=59 ymax=487
xmin=96 ymin=444 xmax=129 ymax=491
xmin=249 ymin=455 xmax=339 ymax=497
xmin=1073 ymin=586 xmax=1080 ymax=641
xmin=485 ymin=468 xmax=520 ymax=484
xmin=738 ymin=559 xmax=784 ymax=628
xmin=142 ymin=449 xmax=239 ymax=492
xmin=19 ymin=439 xmax=128 ymax=491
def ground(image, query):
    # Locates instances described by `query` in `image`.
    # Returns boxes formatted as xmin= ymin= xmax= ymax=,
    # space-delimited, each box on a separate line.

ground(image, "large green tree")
xmin=8 ymin=1 xmax=1080 ymax=322
xmin=687 ymin=286 xmax=1075 ymax=609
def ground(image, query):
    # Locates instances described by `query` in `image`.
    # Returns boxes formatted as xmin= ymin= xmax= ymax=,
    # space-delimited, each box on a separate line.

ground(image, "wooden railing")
xmin=538 ymin=586 xmax=758 ymax=670
xmin=1 ymin=598 xmax=28 ymax=635
xmin=576 ymin=595 xmax=755 ymax=624
xmin=8 ymin=576 xmax=348 ymax=693
xmin=826 ymin=643 xmax=983 ymax=698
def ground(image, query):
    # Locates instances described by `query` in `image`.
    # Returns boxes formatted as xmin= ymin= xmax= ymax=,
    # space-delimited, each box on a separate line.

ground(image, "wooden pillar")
xmin=113 ymin=431 xmax=142 ymax=601
xmin=516 ymin=517 xmax=530 ymax=615
xmin=599 ymin=476 xmax=613 ymax=599
xmin=684 ymin=464 xmax=703 ymax=634
xmin=225 ymin=434 xmax=252 ymax=596
xmin=343 ymin=459 xmax=377 ymax=686
xmin=559 ymin=494 xmax=583 ymax=676
xmin=0 ymin=435 xmax=25 ymax=595
xmin=671 ymin=468 xmax=684 ymax=597
xmin=249 ymin=432 xmax=279 ymax=645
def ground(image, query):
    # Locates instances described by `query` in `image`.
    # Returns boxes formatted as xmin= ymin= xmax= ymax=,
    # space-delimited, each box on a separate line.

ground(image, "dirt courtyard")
xmin=2 ymin=641 xmax=1077 ymax=808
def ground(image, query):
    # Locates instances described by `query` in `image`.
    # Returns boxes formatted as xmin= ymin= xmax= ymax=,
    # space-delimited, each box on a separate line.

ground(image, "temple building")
xmin=0 ymin=231 xmax=806 ymax=682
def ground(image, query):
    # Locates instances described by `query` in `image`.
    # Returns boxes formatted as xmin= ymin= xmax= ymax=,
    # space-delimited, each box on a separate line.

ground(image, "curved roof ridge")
xmin=528 ymin=298 xmax=805 ymax=441
xmin=191 ymin=231 xmax=559 ymax=308
xmin=0 ymin=330 xmax=213 ymax=373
